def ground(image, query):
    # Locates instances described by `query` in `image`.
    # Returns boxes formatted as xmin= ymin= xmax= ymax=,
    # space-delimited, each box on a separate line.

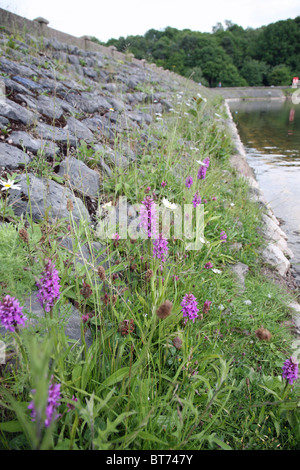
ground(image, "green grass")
xmin=0 ymin=41 xmax=299 ymax=451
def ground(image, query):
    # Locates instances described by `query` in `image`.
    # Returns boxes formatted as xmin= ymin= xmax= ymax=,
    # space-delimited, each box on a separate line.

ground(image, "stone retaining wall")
xmin=0 ymin=7 xmax=167 ymax=73
xmin=213 ymin=86 xmax=287 ymax=99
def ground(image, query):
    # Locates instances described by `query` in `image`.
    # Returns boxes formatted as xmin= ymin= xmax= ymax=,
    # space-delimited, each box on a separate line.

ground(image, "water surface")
xmin=229 ymin=99 xmax=300 ymax=278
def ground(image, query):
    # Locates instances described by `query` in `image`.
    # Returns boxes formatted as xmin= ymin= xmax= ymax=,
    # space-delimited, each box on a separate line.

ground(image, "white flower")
xmin=218 ymin=304 xmax=225 ymax=311
xmin=0 ymin=179 xmax=21 ymax=191
xmin=101 ymin=201 xmax=112 ymax=209
xmin=212 ymin=268 xmax=222 ymax=274
xmin=244 ymin=300 xmax=252 ymax=305
xmin=162 ymin=198 xmax=177 ymax=210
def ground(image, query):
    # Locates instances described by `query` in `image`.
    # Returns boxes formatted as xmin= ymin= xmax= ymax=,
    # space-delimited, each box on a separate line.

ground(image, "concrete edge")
xmin=224 ymin=100 xmax=300 ymax=357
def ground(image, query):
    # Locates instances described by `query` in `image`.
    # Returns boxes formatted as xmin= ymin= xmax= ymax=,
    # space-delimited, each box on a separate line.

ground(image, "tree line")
xmin=91 ymin=17 xmax=300 ymax=87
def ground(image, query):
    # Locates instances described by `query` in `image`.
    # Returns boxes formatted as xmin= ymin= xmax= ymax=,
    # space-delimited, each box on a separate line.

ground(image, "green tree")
xmin=268 ymin=64 xmax=292 ymax=85
xmin=101 ymin=17 xmax=300 ymax=88
xmin=240 ymin=59 xmax=270 ymax=86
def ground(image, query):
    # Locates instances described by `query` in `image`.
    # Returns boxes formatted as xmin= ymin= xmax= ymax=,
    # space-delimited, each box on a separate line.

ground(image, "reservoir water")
xmin=229 ymin=98 xmax=300 ymax=281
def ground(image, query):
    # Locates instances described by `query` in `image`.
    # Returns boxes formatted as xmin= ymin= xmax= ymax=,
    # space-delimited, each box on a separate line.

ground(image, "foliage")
xmin=95 ymin=16 xmax=300 ymax=87
xmin=268 ymin=64 xmax=293 ymax=86
xmin=0 ymin=43 xmax=299 ymax=451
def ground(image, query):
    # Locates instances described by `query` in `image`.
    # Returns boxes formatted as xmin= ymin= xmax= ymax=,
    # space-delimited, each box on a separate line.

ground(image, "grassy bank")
xmin=0 ymin=39 xmax=299 ymax=451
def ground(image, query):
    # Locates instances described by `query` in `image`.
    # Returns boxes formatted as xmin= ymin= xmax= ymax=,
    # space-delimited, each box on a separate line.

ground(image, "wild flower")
xmin=192 ymin=192 xmax=201 ymax=208
xmin=203 ymin=300 xmax=212 ymax=314
xmin=0 ymin=295 xmax=27 ymax=332
xmin=101 ymin=201 xmax=112 ymax=209
xmin=28 ymin=379 xmax=61 ymax=428
xmin=140 ymin=196 xmax=158 ymax=238
xmin=181 ymin=293 xmax=199 ymax=323
xmin=162 ymin=197 xmax=177 ymax=211
xmin=212 ymin=268 xmax=222 ymax=274
xmin=204 ymin=262 xmax=213 ymax=269
xmin=185 ymin=176 xmax=193 ymax=188
xmin=282 ymin=357 xmax=299 ymax=384
xmin=161 ymin=181 xmax=167 ymax=187
xmin=67 ymin=395 xmax=78 ymax=412
xmin=197 ymin=157 xmax=210 ymax=180
xmin=153 ymin=233 xmax=168 ymax=262
xmin=0 ymin=179 xmax=21 ymax=191
xmin=112 ymin=232 xmax=120 ymax=247
xmin=118 ymin=319 xmax=135 ymax=336
xmin=80 ymin=280 xmax=92 ymax=299
xmin=172 ymin=336 xmax=182 ymax=349
xmin=112 ymin=232 xmax=120 ymax=241
xmin=220 ymin=231 xmax=227 ymax=243
xmin=36 ymin=259 xmax=61 ymax=313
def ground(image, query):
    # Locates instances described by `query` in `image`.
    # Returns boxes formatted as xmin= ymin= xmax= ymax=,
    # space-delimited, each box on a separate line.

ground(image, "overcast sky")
xmin=0 ymin=0 xmax=299 ymax=42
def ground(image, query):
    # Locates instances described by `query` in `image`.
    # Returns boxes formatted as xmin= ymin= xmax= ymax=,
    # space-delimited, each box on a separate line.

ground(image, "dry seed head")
xmin=255 ymin=328 xmax=272 ymax=341
xmin=19 ymin=227 xmax=29 ymax=243
xmin=118 ymin=319 xmax=135 ymax=336
xmin=145 ymin=269 xmax=153 ymax=282
xmin=156 ymin=300 xmax=173 ymax=319
xmin=172 ymin=336 xmax=182 ymax=350
xmin=66 ymin=198 xmax=74 ymax=212
xmin=97 ymin=265 xmax=106 ymax=281
xmin=80 ymin=280 xmax=93 ymax=299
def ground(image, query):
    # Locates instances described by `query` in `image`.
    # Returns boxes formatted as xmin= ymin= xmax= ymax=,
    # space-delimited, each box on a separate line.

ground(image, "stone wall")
xmin=212 ymin=86 xmax=287 ymax=99
xmin=1 ymin=8 xmax=153 ymax=68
